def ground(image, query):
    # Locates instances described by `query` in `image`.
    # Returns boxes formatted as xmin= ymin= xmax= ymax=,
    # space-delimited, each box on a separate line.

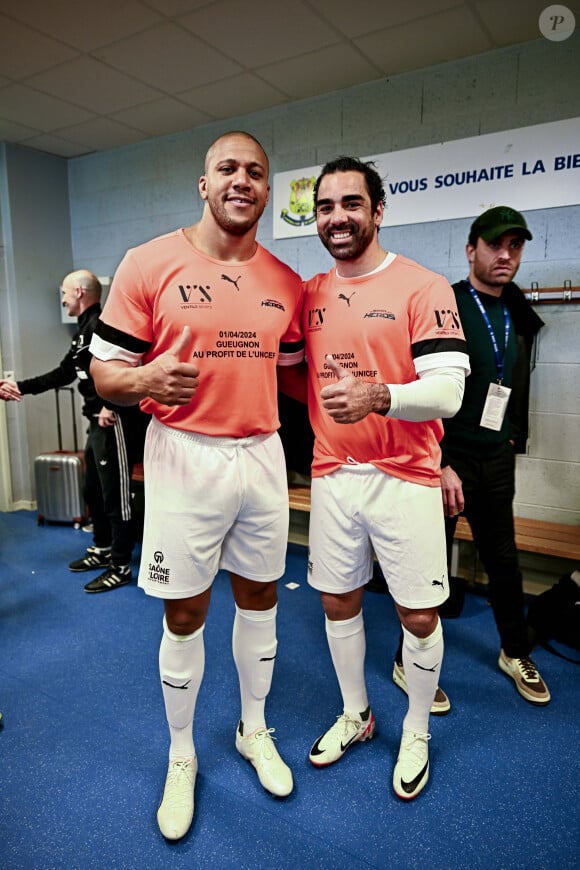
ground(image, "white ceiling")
xmin=0 ymin=0 xmax=576 ymax=158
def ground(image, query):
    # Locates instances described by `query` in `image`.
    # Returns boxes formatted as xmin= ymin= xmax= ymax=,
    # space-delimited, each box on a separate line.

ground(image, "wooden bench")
xmin=453 ymin=515 xmax=580 ymax=561
xmin=289 ymin=482 xmax=580 ymax=568
xmin=132 ymin=472 xmax=580 ymax=567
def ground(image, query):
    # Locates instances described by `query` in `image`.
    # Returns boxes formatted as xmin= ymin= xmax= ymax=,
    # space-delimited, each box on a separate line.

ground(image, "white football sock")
xmin=401 ymin=618 xmax=443 ymax=734
xmin=159 ymin=616 xmax=205 ymax=761
xmin=232 ymin=604 xmax=277 ymax=734
xmin=325 ymin=611 xmax=369 ymax=715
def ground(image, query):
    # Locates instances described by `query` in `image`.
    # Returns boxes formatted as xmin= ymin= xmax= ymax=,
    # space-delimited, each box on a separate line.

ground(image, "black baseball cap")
xmin=469 ymin=206 xmax=532 ymax=244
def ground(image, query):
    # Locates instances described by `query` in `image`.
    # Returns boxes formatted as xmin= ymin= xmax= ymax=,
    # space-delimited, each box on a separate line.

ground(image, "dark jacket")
xmin=441 ymin=280 xmax=543 ymax=465
xmin=18 ymin=302 xmax=105 ymax=420
xmin=18 ymin=303 xmax=103 ymax=419
xmin=18 ymin=300 xmax=150 ymax=435
xmin=500 ymin=281 xmax=545 ymax=452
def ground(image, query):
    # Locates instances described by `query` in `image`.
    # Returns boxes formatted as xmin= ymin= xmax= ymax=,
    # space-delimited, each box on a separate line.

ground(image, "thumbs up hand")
xmin=322 ymin=355 xmax=350 ymax=383
xmin=143 ymin=326 xmax=200 ymax=406
xmin=320 ymin=354 xmax=390 ymax=423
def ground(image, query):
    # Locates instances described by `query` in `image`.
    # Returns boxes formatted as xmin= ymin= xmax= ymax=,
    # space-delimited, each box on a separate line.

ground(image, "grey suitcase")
xmin=35 ymin=387 xmax=86 ymax=527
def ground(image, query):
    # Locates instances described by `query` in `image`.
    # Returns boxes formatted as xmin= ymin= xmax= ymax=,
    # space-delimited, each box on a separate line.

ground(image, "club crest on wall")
xmin=280 ymin=176 xmax=317 ymax=227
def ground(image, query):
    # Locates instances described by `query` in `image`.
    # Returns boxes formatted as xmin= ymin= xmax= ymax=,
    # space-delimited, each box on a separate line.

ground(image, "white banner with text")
xmin=272 ymin=118 xmax=580 ymax=239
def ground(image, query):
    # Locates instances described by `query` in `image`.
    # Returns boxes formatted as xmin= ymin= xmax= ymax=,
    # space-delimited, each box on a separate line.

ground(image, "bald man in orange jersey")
xmin=90 ymin=132 xmax=304 ymax=840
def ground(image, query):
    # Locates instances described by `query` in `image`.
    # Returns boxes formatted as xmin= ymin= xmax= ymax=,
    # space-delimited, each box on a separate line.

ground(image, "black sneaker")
xmin=84 ymin=564 xmax=131 ymax=593
xmin=69 ymin=546 xmax=112 ymax=572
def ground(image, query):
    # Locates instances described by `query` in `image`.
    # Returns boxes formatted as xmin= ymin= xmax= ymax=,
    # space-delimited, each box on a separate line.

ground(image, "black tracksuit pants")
xmin=83 ymin=413 xmax=147 ymax=566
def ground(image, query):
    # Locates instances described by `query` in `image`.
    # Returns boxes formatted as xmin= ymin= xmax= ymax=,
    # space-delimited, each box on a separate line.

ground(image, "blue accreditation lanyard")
xmin=467 ymin=282 xmax=510 ymax=383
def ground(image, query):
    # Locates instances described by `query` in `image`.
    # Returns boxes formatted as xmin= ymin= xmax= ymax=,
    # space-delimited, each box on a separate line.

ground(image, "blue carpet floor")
xmin=0 ymin=509 xmax=578 ymax=869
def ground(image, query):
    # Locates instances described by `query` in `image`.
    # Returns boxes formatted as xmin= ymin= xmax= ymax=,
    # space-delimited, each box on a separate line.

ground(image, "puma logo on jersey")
xmin=222 ymin=274 xmax=242 ymax=291
xmin=338 ymin=292 xmax=355 ymax=306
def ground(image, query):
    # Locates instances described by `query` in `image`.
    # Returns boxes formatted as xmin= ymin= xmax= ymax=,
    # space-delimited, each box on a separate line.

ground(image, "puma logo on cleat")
xmin=413 ymin=663 xmax=437 ymax=673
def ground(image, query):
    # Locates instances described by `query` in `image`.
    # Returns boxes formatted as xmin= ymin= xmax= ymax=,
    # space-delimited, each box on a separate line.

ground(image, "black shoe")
xmin=69 ymin=546 xmax=112 ymax=572
xmin=84 ymin=564 xmax=131 ymax=593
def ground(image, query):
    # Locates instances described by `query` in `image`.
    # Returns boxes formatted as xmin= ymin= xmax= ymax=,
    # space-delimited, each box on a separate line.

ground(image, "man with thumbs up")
xmin=297 ymin=156 xmax=470 ymax=800
xmin=89 ymin=132 xmax=304 ymax=840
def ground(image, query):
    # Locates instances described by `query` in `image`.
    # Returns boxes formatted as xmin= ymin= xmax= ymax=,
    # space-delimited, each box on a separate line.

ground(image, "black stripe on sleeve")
xmin=411 ymin=337 xmax=468 ymax=359
xmin=279 ymin=337 xmax=305 ymax=355
xmin=94 ymin=319 xmax=152 ymax=355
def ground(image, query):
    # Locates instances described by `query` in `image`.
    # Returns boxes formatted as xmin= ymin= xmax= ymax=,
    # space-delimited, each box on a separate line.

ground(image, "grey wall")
xmin=1 ymin=33 xmax=579 ymax=522
xmin=67 ymin=33 xmax=580 ymax=286
xmin=0 ymin=144 xmax=75 ymax=505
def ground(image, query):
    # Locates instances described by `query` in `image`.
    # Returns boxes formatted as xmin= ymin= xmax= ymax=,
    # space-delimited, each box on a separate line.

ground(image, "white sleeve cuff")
xmin=89 ymin=333 xmax=143 ymax=366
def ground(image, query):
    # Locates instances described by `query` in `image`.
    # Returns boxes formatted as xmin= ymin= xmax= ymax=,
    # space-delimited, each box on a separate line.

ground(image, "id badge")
xmin=480 ymin=382 xmax=511 ymax=431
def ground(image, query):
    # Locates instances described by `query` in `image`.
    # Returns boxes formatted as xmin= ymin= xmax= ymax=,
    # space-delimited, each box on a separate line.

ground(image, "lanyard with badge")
xmin=467 ymin=282 xmax=512 ymax=431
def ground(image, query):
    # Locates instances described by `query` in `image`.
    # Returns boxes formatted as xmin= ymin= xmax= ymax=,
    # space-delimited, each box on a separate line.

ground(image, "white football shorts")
xmin=138 ymin=418 xmax=289 ymax=599
xmin=308 ymin=464 xmax=448 ymax=609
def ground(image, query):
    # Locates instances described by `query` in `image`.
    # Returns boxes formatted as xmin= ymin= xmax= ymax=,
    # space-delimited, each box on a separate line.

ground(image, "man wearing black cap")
xmin=392 ymin=206 xmax=550 ymax=706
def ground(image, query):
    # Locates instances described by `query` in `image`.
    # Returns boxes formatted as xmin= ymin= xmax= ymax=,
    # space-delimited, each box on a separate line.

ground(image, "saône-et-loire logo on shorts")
xmin=148 ymin=550 xmax=170 ymax=585
xmin=280 ymin=176 xmax=317 ymax=228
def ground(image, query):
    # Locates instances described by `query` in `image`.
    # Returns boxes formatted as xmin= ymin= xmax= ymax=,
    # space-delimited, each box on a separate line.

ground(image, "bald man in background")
xmin=0 ymin=269 xmax=148 ymax=592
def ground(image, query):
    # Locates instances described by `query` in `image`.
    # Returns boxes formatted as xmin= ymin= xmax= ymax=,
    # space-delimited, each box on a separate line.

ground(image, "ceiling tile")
xmin=0 ymin=0 xmax=163 ymax=52
xmin=94 ymin=22 xmax=242 ymax=93
xmin=0 ymin=83 xmax=95 ymax=131
xmin=0 ymin=14 xmax=79 ymax=79
xmin=0 ymin=116 xmax=43 ymax=141
xmin=111 ymin=97 xmax=212 ymax=135
xmin=25 ymin=56 xmax=162 ymax=114
xmin=259 ymin=43 xmax=382 ymax=100
xmin=178 ymin=0 xmax=339 ymax=66
xmin=145 ymin=0 xmax=210 ymax=13
xmin=16 ymin=133 xmax=92 ymax=158
xmin=309 ymin=0 xmax=463 ymax=39
xmin=472 ymin=0 xmax=567 ymax=45
xmin=178 ymin=73 xmax=288 ymax=118
xmin=0 ymin=0 xmax=575 ymax=158
xmin=355 ymin=7 xmax=492 ymax=75
xmin=53 ymin=117 xmax=149 ymax=150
